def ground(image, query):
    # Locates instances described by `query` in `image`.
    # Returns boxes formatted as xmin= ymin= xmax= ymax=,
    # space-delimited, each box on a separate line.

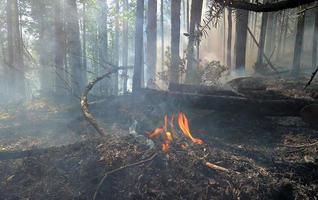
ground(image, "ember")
xmin=147 ymin=112 xmax=204 ymax=152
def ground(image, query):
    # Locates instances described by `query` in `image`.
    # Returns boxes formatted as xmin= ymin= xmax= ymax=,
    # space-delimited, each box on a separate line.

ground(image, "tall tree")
xmin=65 ymin=0 xmax=84 ymax=96
xmin=113 ymin=0 xmax=120 ymax=94
xmin=227 ymin=8 xmax=232 ymax=68
xmin=54 ymin=0 xmax=67 ymax=96
xmin=312 ymin=8 xmax=318 ymax=68
xmin=146 ymin=0 xmax=157 ymax=87
xmin=234 ymin=6 xmax=249 ymax=73
xmin=160 ymin=0 xmax=164 ymax=71
xmin=257 ymin=9 xmax=268 ymax=64
xmin=30 ymin=0 xmax=53 ymax=96
xmin=170 ymin=0 xmax=181 ymax=83
xmin=185 ymin=0 xmax=203 ymax=84
xmin=132 ymin=0 xmax=144 ymax=91
xmin=82 ymin=1 xmax=87 ymax=87
xmin=97 ymin=0 xmax=109 ymax=94
xmin=122 ymin=0 xmax=129 ymax=93
xmin=6 ymin=0 xmax=25 ymax=99
xmin=265 ymin=10 xmax=276 ymax=55
xmin=291 ymin=7 xmax=305 ymax=77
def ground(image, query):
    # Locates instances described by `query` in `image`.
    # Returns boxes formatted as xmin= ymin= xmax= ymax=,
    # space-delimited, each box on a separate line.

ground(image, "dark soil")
xmin=0 ymin=78 xmax=317 ymax=200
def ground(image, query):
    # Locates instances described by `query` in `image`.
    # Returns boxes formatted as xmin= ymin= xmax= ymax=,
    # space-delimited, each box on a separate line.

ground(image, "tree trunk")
xmin=282 ymin=10 xmax=289 ymax=56
xmin=312 ymin=8 xmax=318 ymax=68
xmin=97 ymin=0 xmax=109 ymax=94
xmin=185 ymin=0 xmax=203 ymax=84
xmin=160 ymin=0 xmax=164 ymax=72
xmin=132 ymin=0 xmax=144 ymax=91
xmin=276 ymin=11 xmax=285 ymax=58
xmin=257 ymin=11 xmax=268 ymax=64
xmin=227 ymin=8 xmax=232 ymax=68
xmin=65 ymin=0 xmax=84 ymax=96
xmin=113 ymin=0 xmax=120 ymax=95
xmin=170 ymin=0 xmax=181 ymax=83
xmin=265 ymin=10 xmax=275 ymax=56
xmin=292 ymin=7 xmax=305 ymax=78
xmin=30 ymin=0 xmax=52 ymax=97
xmin=122 ymin=0 xmax=129 ymax=93
xmin=54 ymin=0 xmax=66 ymax=96
xmin=82 ymin=2 xmax=87 ymax=88
xmin=6 ymin=0 xmax=25 ymax=100
xmin=146 ymin=0 xmax=157 ymax=87
xmin=234 ymin=7 xmax=249 ymax=73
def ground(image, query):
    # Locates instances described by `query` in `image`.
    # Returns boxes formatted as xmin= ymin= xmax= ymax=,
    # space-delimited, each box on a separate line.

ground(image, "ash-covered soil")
xmin=0 ymin=77 xmax=317 ymax=200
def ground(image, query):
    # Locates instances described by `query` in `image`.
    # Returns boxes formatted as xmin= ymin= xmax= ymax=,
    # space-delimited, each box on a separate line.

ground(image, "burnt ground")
xmin=0 ymin=77 xmax=317 ymax=200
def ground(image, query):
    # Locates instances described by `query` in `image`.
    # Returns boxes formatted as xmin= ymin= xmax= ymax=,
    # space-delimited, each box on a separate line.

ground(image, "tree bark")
xmin=312 ymin=8 xmax=318 ymax=68
xmin=54 ymin=0 xmax=67 ymax=96
xmin=97 ymin=0 xmax=109 ymax=94
xmin=132 ymin=0 xmax=144 ymax=91
xmin=185 ymin=0 xmax=203 ymax=84
xmin=265 ymin=11 xmax=275 ymax=56
xmin=65 ymin=0 xmax=84 ymax=96
xmin=113 ymin=0 xmax=120 ymax=95
xmin=227 ymin=8 xmax=232 ymax=68
xmin=257 ymin=11 xmax=268 ymax=64
xmin=170 ymin=0 xmax=181 ymax=83
xmin=292 ymin=7 xmax=305 ymax=78
xmin=146 ymin=0 xmax=157 ymax=87
xmin=6 ymin=0 xmax=25 ymax=100
xmin=122 ymin=0 xmax=129 ymax=93
xmin=82 ymin=1 xmax=87 ymax=88
xmin=234 ymin=7 xmax=249 ymax=73
xmin=160 ymin=0 xmax=164 ymax=72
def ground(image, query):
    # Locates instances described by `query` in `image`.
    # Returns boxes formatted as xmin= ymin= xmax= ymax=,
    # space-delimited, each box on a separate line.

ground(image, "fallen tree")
xmin=137 ymin=88 xmax=314 ymax=116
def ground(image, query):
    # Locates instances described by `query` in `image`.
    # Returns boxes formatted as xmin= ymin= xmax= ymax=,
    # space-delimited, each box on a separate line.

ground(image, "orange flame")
xmin=147 ymin=112 xmax=203 ymax=153
xmin=177 ymin=112 xmax=203 ymax=145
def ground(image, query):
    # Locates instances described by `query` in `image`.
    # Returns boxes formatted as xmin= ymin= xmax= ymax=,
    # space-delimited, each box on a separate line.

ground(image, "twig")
xmin=284 ymin=141 xmax=318 ymax=148
xmin=205 ymin=161 xmax=229 ymax=173
xmin=305 ymin=66 xmax=318 ymax=89
xmin=93 ymin=153 xmax=158 ymax=200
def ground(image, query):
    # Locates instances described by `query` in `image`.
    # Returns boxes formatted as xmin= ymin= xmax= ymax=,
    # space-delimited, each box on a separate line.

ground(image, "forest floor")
xmin=0 ymin=76 xmax=317 ymax=199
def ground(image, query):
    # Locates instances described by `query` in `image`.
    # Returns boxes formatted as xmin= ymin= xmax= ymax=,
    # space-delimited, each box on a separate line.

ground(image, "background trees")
xmin=0 ymin=0 xmax=317 ymax=103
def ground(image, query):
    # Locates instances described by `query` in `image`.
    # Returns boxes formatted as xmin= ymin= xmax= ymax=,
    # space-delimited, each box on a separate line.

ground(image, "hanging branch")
xmin=80 ymin=68 xmax=121 ymax=136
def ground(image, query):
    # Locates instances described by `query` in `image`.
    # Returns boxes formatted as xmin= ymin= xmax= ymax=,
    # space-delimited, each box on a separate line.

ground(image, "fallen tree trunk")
xmin=0 ymin=149 xmax=49 ymax=160
xmin=137 ymin=88 xmax=314 ymax=116
xmin=168 ymin=83 xmax=241 ymax=96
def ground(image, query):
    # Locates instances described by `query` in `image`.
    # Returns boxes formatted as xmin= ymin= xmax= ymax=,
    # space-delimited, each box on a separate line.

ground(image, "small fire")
xmin=147 ymin=112 xmax=204 ymax=152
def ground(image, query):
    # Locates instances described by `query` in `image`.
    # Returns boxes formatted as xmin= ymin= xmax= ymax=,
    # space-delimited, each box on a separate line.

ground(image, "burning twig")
xmin=93 ymin=152 xmax=158 ymax=200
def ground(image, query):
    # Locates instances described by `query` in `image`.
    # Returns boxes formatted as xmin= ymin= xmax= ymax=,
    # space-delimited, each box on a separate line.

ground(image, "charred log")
xmin=168 ymin=83 xmax=241 ymax=96
xmin=138 ymin=88 xmax=314 ymax=116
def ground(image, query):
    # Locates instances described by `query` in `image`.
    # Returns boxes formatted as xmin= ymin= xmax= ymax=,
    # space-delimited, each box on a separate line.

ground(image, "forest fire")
xmin=148 ymin=112 xmax=203 ymax=152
